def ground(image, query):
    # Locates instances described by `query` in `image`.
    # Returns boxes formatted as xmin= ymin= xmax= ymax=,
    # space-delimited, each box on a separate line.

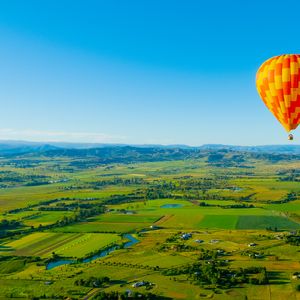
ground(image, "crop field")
xmin=198 ymin=215 xmax=238 ymax=229
xmin=197 ymin=215 xmax=300 ymax=230
xmin=0 ymin=258 xmax=26 ymax=274
xmin=107 ymin=200 xmax=292 ymax=230
xmin=0 ymin=211 xmax=39 ymax=221
xmin=236 ymin=215 xmax=300 ymax=230
xmin=0 ymin=232 xmax=121 ymax=258
xmin=22 ymin=211 xmax=75 ymax=227
xmin=90 ymin=213 xmax=162 ymax=223
xmin=265 ymin=201 xmax=300 ymax=212
xmin=54 ymin=221 xmax=145 ymax=233
xmin=55 ymin=233 xmax=121 ymax=257
xmin=1 ymin=148 xmax=300 ymax=299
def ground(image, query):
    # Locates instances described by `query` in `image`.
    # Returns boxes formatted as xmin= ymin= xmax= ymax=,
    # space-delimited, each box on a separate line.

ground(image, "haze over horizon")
xmin=1 ymin=138 xmax=300 ymax=150
xmin=1 ymin=1 xmax=300 ymax=145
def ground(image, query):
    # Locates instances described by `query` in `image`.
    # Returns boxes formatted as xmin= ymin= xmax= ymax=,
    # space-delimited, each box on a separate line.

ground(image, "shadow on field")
xmin=0 ymin=245 xmax=12 ymax=251
xmin=110 ymin=279 xmax=127 ymax=285
xmin=267 ymin=271 xmax=289 ymax=285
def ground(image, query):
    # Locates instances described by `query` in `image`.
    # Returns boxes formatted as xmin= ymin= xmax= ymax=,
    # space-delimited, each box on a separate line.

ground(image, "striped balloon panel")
xmin=256 ymin=54 xmax=300 ymax=132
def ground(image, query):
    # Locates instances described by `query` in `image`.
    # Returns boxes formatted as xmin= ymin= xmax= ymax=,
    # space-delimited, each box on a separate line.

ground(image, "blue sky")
xmin=0 ymin=0 xmax=300 ymax=145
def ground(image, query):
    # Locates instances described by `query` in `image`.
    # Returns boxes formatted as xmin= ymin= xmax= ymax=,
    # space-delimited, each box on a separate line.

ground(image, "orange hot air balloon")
xmin=256 ymin=54 xmax=300 ymax=139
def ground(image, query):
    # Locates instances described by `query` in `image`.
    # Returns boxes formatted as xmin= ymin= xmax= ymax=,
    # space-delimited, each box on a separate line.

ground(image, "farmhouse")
xmin=181 ymin=233 xmax=192 ymax=240
xmin=195 ymin=239 xmax=204 ymax=243
xmin=150 ymin=225 xmax=160 ymax=230
xmin=210 ymin=239 xmax=219 ymax=244
xmin=274 ymin=234 xmax=284 ymax=240
xmin=132 ymin=280 xmax=153 ymax=288
xmin=292 ymin=272 xmax=300 ymax=279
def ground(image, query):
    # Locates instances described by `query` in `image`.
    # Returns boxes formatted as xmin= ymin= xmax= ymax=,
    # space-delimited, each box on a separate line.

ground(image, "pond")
xmin=160 ymin=204 xmax=183 ymax=208
xmin=46 ymin=234 xmax=139 ymax=270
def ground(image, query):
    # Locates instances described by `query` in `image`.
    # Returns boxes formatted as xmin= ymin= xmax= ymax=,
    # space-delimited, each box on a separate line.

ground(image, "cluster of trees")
xmin=54 ymin=204 xmax=105 ymax=227
xmin=97 ymin=260 xmax=160 ymax=271
xmin=265 ymin=226 xmax=280 ymax=232
xmin=222 ymin=203 xmax=255 ymax=209
xmin=58 ymin=176 xmax=146 ymax=192
xmin=198 ymin=249 xmax=226 ymax=260
xmin=9 ymin=197 xmax=101 ymax=214
xmin=90 ymin=177 xmax=146 ymax=189
xmin=0 ymin=255 xmax=41 ymax=265
xmin=163 ymin=261 xmax=268 ymax=288
xmin=278 ymin=169 xmax=300 ymax=182
xmin=0 ymin=219 xmax=21 ymax=230
xmin=241 ymin=250 xmax=264 ymax=259
xmin=198 ymin=202 xmax=255 ymax=209
xmin=127 ymin=179 xmax=251 ymax=202
xmin=279 ymin=191 xmax=299 ymax=203
xmin=74 ymin=276 xmax=110 ymax=287
xmin=85 ymin=178 xmax=235 ymax=202
xmin=285 ymin=232 xmax=300 ymax=246
xmin=103 ymin=193 xmax=142 ymax=205
xmin=268 ymin=191 xmax=299 ymax=204
xmin=164 ymin=233 xmax=182 ymax=243
xmin=0 ymin=171 xmax=50 ymax=188
xmin=207 ymin=153 xmax=250 ymax=168
xmin=158 ymin=242 xmax=196 ymax=252
xmin=0 ymin=159 xmax=38 ymax=168
xmin=160 ymin=237 xmax=223 ymax=255
xmin=39 ymin=202 xmax=98 ymax=211
xmin=243 ymin=267 xmax=268 ymax=285
xmin=141 ymin=183 xmax=235 ymax=201
xmin=94 ymin=291 xmax=171 ymax=300
xmin=250 ymin=152 xmax=299 ymax=163
xmin=162 ymin=249 xmax=268 ymax=288
xmin=8 ymin=198 xmax=64 ymax=214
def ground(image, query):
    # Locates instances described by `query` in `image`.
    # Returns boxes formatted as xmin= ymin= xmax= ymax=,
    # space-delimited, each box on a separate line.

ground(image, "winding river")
xmin=46 ymin=234 xmax=140 ymax=270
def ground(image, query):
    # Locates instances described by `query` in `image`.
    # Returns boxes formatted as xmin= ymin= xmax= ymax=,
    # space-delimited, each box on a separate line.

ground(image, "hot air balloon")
xmin=256 ymin=54 xmax=300 ymax=140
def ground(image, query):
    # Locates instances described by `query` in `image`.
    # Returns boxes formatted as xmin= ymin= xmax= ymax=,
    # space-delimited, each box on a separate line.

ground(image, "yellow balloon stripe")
xmin=256 ymin=54 xmax=300 ymax=132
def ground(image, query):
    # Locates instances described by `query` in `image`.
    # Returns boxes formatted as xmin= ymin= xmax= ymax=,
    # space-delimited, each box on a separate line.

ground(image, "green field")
xmin=54 ymin=222 xmax=144 ymax=233
xmin=90 ymin=213 xmax=162 ymax=223
xmin=0 ymin=259 xmax=26 ymax=274
xmin=197 ymin=214 xmax=300 ymax=230
xmin=1 ymin=148 xmax=300 ymax=299
xmin=0 ymin=232 xmax=121 ymax=258
xmin=236 ymin=215 xmax=300 ymax=230
xmin=22 ymin=211 xmax=75 ymax=227
xmin=199 ymin=215 xmax=239 ymax=229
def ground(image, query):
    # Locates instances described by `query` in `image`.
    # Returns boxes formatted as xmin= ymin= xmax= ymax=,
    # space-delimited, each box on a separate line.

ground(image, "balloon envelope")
xmin=256 ymin=54 xmax=300 ymax=132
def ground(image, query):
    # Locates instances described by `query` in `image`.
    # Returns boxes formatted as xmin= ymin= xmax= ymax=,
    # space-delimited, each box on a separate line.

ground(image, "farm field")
xmin=0 ymin=232 xmax=121 ymax=258
xmin=22 ymin=211 xmax=75 ymax=227
xmin=53 ymin=221 xmax=146 ymax=233
xmin=90 ymin=213 xmax=162 ymax=224
xmin=236 ymin=215 xmax=300 ymax=230
xmin=1 ymin=146 xmax=300 ymax=299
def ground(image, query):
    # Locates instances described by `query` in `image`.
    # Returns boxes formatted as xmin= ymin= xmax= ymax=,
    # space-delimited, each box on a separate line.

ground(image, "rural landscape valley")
xmin=1 ymin=143 xmax=300 ymax=299
xmin=3 ymin=1 xmax=300 ymax=299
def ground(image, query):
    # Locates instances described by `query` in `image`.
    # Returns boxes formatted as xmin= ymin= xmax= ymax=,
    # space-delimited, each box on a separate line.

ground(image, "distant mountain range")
xmin=199 ymin=144 xmax=300 ymax=154
xmin=0 ymin=140 xmax=300 ymax=156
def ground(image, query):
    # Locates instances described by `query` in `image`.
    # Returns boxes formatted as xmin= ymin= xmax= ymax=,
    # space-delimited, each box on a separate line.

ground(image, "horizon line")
xmin=0 ymin=139 xmax=299 ymax=148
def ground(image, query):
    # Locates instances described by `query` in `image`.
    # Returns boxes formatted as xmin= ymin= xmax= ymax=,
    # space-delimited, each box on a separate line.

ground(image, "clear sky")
xmin=0 ymin=0 xmax=300 ymax=145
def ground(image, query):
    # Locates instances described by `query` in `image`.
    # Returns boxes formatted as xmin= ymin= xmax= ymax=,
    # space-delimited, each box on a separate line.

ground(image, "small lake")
xmin=46 ymin=234 xmax=139 ymax=270
xmin=160 ymin=204 xmax=183 ymax=208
